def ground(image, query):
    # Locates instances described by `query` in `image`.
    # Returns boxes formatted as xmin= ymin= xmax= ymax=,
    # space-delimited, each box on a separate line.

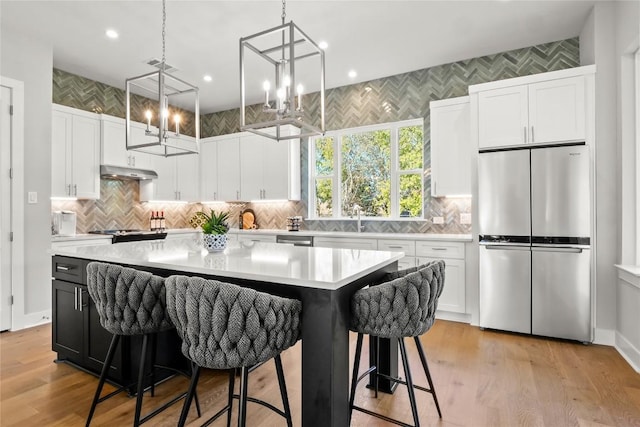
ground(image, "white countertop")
xmin=229 ymin=228 xmax=473 ymax=242
xmin=51 ymin=234 xmax=113 ymax=243
xmin=51 ymin=237 xmax=403 ymax=290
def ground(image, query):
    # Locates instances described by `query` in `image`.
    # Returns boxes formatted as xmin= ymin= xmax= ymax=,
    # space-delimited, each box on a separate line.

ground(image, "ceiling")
xmin=1 ymin=1 xmax=597 ymax=114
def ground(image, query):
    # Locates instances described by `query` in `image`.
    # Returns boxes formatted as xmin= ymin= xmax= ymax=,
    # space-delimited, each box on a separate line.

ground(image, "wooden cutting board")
xmin=242 ymin=210 xmax=256 ymax=229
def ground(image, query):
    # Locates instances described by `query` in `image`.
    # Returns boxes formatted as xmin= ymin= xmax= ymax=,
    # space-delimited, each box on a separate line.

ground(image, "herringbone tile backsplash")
xmin=52 ymin=38 xmax=579 ymax=235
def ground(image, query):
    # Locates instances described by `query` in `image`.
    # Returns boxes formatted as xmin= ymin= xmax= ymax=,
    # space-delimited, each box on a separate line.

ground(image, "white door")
xmin=262 ymin=139 xmax=290 ymax=199
xmin=0 ymin=85 xmax=12 ymax=331
xmin=71 ymin=115 xmax=100 ymax=198
xmin=200 ymin=139 xmax=218 ymax=201
xmin=240 ymin=134 xmax=264 ymax=200
xmin=217 ymin=136 xmax=241 ymax=201
xmin=176 ymin=153 xmax=199 ymax=201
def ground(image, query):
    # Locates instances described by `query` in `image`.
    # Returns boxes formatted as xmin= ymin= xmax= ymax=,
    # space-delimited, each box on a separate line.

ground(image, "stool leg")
xmin=237 ymin=366 xmax=250 ymax=427
xmin=134 ymin=334 xmax=150 ymax=427
xmin=193 ymin=362 xmax=202 ymax=418
xmin=414 ymin=336 xmax=442 ymax=418
xmin=149 ymin=333 xmax=157 ymax=397
xmin=374 ymin=336 xmax=380 ymax=398
xmin=399 ymin=339 xmax=420 ymax=427
xmin=348 ymin=333 xmax=364 ymax=424
xmin=226 ymin=369 xmax=236 ymax=427
xmin=274 ymin=355 xmax=293 ymax=427
xmin=178 ymin=365 xmax=201 ymax=427
xmin=86 ymin=334 xmax=120 ymax=427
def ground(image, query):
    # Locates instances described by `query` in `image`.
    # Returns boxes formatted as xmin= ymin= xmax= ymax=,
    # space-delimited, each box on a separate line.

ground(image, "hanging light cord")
xmin=281 ymin=0 xmax=286 ymax=24
xmin=161 ymin=0 xmax=166 ymax=69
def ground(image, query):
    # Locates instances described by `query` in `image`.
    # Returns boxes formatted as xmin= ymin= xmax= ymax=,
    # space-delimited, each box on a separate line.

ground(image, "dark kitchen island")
xmin=52 ymin=236 xmax=401 ymax=427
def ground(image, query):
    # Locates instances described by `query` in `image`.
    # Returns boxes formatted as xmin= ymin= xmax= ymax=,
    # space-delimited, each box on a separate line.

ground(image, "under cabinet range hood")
xmin=100 ymin=164 xmax=158 ymax=180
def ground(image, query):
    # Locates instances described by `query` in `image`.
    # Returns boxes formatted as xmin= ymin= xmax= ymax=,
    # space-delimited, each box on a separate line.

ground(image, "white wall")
xmin=614 ymin=0 xmax=640 ymax=372
xmin=579 ymin=2 xmax=619 ymax=341
xmin=0 ymin=27 xmax=53 ymax=328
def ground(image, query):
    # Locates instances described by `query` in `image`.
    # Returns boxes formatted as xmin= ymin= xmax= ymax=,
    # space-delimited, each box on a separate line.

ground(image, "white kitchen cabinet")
xmin=378 ymin=239 xmax=416 ymax=269
xmin=201 ymin=135 xmax=242 ymax=201
xmin=237 ymin=234 xmax=277 ymax=243
xmin=240 ymin=129 xmax=300 ymax=201
xmin=416 ymin=241 xmax=465 ymax=314
xmin=314 ymin=237 xmax=378 ymax=250
xmin=52 ymin=105 xmax=100 ymax=199
xmin=430 ymin=96 xmax=471 ymax=196
xmin=101 ymin=115 xmax=153 ymax=170
xmin=478 ymin=75 xmax=586 ymax=149
xmin=140 ymin=144 xmax=199 ymax=202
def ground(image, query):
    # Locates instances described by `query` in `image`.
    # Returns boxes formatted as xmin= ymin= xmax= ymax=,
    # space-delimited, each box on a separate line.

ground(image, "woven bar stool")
xmin=348 ymin=260 xmax=446 ymax=427
xmin=85 ymin=262 xmax=200 ymax=426
xmin=165 ymin=275 xmax=301 ymax=427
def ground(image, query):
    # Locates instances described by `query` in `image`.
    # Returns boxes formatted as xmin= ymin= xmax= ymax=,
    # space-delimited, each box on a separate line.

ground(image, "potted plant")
xmin=200 ymin=209 xmax=230 ymax=252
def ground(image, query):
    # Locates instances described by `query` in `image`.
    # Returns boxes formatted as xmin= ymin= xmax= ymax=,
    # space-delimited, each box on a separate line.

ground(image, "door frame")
xmin=0 ymin=76 xmax=25 ymax=331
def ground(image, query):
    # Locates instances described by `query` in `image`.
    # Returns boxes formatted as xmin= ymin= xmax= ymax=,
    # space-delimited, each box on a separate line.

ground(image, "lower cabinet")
xmin=314 ymin=237 xmax=378 ymax=250
xmin=52 ymin=255 xmax=185 ymax=388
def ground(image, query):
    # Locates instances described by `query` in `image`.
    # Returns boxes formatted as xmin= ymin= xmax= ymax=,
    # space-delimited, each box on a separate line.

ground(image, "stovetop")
xmin=88 ymin=229 xmax=167 ymax=243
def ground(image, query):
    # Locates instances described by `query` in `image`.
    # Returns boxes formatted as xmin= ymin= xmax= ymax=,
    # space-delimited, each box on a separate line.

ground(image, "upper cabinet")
xmin=200 ymin=135 xmax=241 ymax=201
xmin=52 ymin=105 xmax=100 ymax=199
xmin=240 ymin=128 xmax=300 ymax=201
xmin=200 ymin=126 xmax=300 ymax=202
xmin=430 ymin=96 xmax=471 ymax=197
xmin=472 ymin=67 xmax=594 ymax=150
xmin=140 ymin=139 xmax=200 ymax=202
xmin=101 ymin=115 xmax=153 ymax=170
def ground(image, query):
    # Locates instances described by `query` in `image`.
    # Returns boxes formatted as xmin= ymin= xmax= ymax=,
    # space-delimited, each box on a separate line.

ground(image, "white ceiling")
xmin=1 ymin=0 xmax=596 ymax=114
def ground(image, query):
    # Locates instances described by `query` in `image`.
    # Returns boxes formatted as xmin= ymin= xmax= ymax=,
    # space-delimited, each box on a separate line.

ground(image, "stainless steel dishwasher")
xmin=276 ymin=234 xmax=314 ymax=247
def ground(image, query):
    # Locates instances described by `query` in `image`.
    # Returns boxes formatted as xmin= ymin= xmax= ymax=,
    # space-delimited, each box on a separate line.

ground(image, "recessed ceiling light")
xmin=105 ymin=29 xmax=118 ymax=39
xmin=203 ymin=75 xmax=213 ymax=82
xmin=348 ymin=70 xmax=357 ymax=79
xmin=318 ymin=41 xmax=328 ymax=50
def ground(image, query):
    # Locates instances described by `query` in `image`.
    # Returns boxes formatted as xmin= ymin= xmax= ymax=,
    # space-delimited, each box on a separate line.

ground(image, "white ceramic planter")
xmin=203 ymin=233 xmax=228 ymax=252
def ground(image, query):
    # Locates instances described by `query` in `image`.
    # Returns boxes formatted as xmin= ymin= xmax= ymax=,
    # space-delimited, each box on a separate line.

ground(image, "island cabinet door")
xmin=52 ymin=280 xmax=84 ymax=362
xmin=83 ymin=288 xmax=123 ymax=382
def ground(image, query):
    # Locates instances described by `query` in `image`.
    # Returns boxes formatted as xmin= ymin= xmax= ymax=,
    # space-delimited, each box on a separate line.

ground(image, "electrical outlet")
xmin=28 ymin=192 xmax=37 ymax=204
xmin=433 ymin=216 xmax=444 ymax=224
xmin=460 ymin=213 xmax=472 ymax=224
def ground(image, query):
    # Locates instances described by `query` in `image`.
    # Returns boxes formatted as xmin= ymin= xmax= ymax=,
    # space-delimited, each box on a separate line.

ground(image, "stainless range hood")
xmin=100 ymin=164 xmax=158 ymax=180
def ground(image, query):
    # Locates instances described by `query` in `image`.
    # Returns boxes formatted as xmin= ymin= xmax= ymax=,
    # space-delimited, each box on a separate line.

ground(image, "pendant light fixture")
xmin=240 ymin=0 xmax=325 ymax=141
xmin=125 ymin=0 xmax=200 ymax=156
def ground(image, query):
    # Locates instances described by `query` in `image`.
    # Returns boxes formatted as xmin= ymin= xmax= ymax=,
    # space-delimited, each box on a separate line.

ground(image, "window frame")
xmin=308 ymin=118 xmax=424 ymax=220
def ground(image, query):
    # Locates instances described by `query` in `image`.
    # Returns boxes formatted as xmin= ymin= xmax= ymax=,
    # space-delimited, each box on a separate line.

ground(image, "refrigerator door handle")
xmin=532 ymin=246 xmax=583 ymax=253
xmin=484 ymin=244 xmax=530 ymax=250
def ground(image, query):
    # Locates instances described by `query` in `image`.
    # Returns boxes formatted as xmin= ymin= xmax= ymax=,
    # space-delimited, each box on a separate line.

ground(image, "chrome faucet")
xmin=353 ymin=204 xmax=364 ymax=233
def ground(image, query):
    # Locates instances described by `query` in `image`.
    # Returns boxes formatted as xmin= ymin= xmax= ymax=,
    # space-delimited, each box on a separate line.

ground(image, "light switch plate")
xmin=433 ymin=216 xmax=444 ymax=224
xmin=28 ymin=192 xmax=37 ymax=204
xmin=460 ymin=213 xmax=472 ymax=224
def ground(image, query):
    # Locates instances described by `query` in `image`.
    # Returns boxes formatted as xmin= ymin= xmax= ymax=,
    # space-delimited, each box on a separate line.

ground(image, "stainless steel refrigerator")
xmin=478 ymin=144 xmax=592 ymax=342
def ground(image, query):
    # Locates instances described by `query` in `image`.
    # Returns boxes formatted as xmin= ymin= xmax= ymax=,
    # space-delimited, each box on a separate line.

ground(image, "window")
xmin=310 ymin=119 xmax=423 ymax=219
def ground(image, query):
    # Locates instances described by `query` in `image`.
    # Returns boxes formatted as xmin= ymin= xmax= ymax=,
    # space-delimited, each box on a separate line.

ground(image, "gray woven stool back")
xmin=348 ymin=260 xmax=446 ymax=427
xmin=87 ymin=262 xmax=173 ymax=336
xmin=350 ymin=260 xmax=445 ymax=338
xmin=165 ymin=275 xmax=301 ymax=369
xmin=166 ymin=275 xmax=301 ymax=427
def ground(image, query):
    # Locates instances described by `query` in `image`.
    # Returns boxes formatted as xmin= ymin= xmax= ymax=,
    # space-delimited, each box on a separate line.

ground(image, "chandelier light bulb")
xmin=145 ymin=110 xmax=152 ymax=130
xmin=263 ymin=80 xmax=271 ymax=91
xmin=174 ymin=114 xmax=180 ymax=135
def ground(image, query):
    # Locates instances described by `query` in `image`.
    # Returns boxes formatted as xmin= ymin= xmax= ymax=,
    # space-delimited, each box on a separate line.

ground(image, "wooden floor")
xmin=2 ymin=321 xmax=640 ymax=427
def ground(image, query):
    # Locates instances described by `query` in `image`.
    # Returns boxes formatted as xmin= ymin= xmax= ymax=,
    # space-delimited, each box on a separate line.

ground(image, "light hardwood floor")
xmin=1 ymin=321 xmax=639 ymax=427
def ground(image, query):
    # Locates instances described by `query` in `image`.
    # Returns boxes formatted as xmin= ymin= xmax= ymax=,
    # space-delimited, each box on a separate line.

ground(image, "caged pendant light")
xmin=239 ymin=0 xmax=325 ymax=141
xmin=125 ymin=0 xmax=199 ymax=157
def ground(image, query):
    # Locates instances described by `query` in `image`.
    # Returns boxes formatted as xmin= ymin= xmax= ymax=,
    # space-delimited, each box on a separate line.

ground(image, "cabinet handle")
xmin=531 ymin=126 xmax=534 ymax=143
xmin=132 ymin=156 xmax=136 ymax=167
xmin=56 ymin=265 xmax=71 ymax=271
xmin=524 ymin=127 xmax=527 ymax=143
xmin=178 ymin=191 xmax=181 ymax=200
xmin=74 ymin=287 xmax=78 ymax=310
xmin=78 ymin=289 xmax=83 ymax=312
xmin=236 ymin=190 xmax=240 ymax=200
xmin=74 ymin=184 xmax=77 ymax=196
xmin=388 ymin=245 xmax=404 ymax=249
xmin=214 ymin=192 xmax=217 ymax=200
xmin=127 ymin=155 xmax=130 ymax=166
xmin=432 ymin=247 xmax=448 ymax=251
xmin=67 ymin=184 xmax=71 ymax=196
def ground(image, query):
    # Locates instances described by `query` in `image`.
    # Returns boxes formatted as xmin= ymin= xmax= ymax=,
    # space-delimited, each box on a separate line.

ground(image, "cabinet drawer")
xmin=415 ymin=241 xmax=464 ymax=259
xmin=377 ymin=239 xmax=416 ymax=256
xmin=237 ymin=234 xmax=277 ymax=243
xmin=314 ymin=237 xmax=378 ymax=250
xmin=52 ymin=256 xmax=88 ymax=283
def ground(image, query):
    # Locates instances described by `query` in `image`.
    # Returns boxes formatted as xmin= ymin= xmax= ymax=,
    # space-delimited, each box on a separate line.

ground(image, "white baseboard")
xmin=594 ymin=328 xmax=615 ymax=345
xmin=615 ymin=331 xmax=640 ymax=373
xmin=436 ymin=310 xmax=471 ymax=323
xmin=12 ymin=309 xmax=52 ymax=331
